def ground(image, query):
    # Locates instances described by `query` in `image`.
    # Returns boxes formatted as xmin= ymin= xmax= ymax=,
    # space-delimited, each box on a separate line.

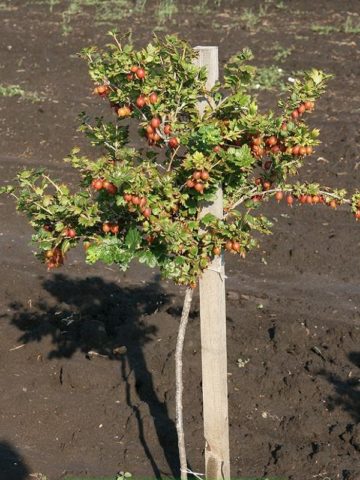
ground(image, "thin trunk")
xmin=175 ymin=286 xmax=194 ymax=480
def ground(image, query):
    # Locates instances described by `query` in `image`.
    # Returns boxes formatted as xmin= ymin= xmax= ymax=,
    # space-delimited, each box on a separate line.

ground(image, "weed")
xmin=252 ymin=66 xmax=286 ymax=91
xmin=240 ymin=3 xmax=269 ymax=32
xmin=191 ymin=0 xmax=222 ymax=14
xmin=272 ymin=42 xmax=294 ymax=63
xmin=343 ymin=15 xmax=360 ymax=34
xmin=0 ymin=84 xmax=44 ymax=102
xmin=156 ymin=0 xmax=178 ymax=25
xmin=312 ymin=14 xmax=360 ymax=35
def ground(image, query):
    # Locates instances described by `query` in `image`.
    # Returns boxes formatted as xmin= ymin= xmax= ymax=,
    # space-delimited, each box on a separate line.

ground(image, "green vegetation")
xmin=0 ymin=84 xmax=44 ymax=102
xmin=272 ymin=42 xmax=294 ymax=63
xmin=312 ymin=14 xmax=360 ymax=35
xmin=239 ymin=4 xmax=269 ymax=32
xmin=253 ymin=65 xmax=287 ymax=91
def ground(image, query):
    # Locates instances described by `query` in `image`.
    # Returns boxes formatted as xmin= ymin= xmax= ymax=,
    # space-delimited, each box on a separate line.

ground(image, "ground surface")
xmin=0 ymin=1 xmax=360 ymax=479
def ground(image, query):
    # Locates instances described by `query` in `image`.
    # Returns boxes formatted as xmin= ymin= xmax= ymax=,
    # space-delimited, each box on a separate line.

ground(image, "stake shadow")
xmin=0 ymin=441 xmax=30 ymax=480
xmin=318 ymin=351 xmax=360 ymax=423
xmin=3 ymin=273 xmax=183 ymax=479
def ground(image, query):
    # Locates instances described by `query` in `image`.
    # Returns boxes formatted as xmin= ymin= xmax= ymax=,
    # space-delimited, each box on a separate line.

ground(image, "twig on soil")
xmin=9 ymin=344 xmax=25 ymax=351
xmin=175 ymin=286 xmax=194 ymax=480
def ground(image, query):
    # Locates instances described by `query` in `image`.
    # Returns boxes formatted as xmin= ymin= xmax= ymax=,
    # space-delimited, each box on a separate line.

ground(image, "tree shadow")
xmin=318 ymin=351 xmax=360 ymax=423
xmin=0 ymin=441 xmax=30 ymax=480
xmin=2 ymin=273 xmax=184 ymax=479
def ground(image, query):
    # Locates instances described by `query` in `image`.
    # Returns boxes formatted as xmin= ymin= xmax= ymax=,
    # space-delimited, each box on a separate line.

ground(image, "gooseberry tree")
xmin=2 ymin=34 xmax=360 ymax=479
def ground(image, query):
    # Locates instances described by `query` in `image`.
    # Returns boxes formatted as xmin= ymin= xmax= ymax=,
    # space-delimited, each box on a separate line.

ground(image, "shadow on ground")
xmin=319 ymin=351 xmax=360 ymax=424
xmin=0 ymin=441 xmax=29 ymax=480
xmin=2 ymin=274 xmax=183 ymax=479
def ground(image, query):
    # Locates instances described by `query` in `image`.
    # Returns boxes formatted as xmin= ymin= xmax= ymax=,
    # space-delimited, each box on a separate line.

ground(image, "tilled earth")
xmin=0 ymin=1 xmax=360 ymax=479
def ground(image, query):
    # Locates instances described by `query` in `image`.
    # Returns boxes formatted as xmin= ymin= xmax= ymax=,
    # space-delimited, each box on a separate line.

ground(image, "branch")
xmin=224 ymin=184 xmax=353 ymax=219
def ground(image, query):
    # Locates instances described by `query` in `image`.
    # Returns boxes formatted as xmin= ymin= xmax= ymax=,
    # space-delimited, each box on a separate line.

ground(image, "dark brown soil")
xmin=1 ymin=1 xmax=360 ymax=479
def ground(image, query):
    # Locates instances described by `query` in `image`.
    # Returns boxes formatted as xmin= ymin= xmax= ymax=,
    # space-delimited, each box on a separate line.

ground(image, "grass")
xmin=272 ymin=42 xmax=294 ymax=63
xmin=0 ymin=84 xmax=44 ymax=102
xmin=312 ymin=14 xmax=360 ymax=35
xmin=239 ymin=3 xmax=271 ymax=32
xmin=156 ymin=0 xmax=178 ymax=26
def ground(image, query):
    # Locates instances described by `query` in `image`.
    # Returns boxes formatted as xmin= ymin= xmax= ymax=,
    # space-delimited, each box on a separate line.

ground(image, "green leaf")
xmin=125 ymin=227 xmax=141 ymax=250
xmin=138 ymin=250 xmax=158 ymax=268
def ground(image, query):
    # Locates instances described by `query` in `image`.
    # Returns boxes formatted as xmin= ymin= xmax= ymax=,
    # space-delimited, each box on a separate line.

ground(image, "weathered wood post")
xmin=195 ymin=46 xmax=231 ymax=480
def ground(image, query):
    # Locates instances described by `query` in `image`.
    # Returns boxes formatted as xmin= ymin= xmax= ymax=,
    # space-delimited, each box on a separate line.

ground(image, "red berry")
xmin=126 ymin=73 xmax=133 ymax=81
xmin=275 ymin=191 xmax=283 ymax=202
xmin=111 ymin=224 xmax=119 ymax=234
xmin=299 ymin=146 xmax=307 ymax=156
xmin=355 ymin=210 xmax=360 ymax=220
xmin=136 ymin=96 xmax=146 ymax=108
xmin=149 ymin=92 xmax=158 ymax=104
xmin=92 ymin=179 xmax=103 ymax=191
xmin=213 ymin=145 xmax=221 ymax=153
xmin=136 ymin=68 xmax=146 ymax=79
xmin=299 ymin=194 xmax=307 ymax=204
xmin=232 ymin=241 xmax=241 ymax=252
xmin=262 ymin=181 xmax=271 ymax=191
xmin=94 ymin=85 xmax=109 ymax=96
xmin=132 ymin=196 xmax=141 ymax=205
xmin=168 ymin=137 xmax=179 ymax=149
xmin=117 ymin=106 xmax=131 ymax=117
xmin=306 ymin=195 xmax=313 ymax=204
xmin=109 ymin=184 xmax=118 ymax=195
xmin=329 ymin=199 xmax=337 ymax=209
xmin=213 ymin=246 xmax=221 ymax=256
xmin=266 ymin=136 xmax=277 ymax=147
xmin=306 ymin=146 xmax=313 ymax=155
xmin=304 ymin=101 xmax=314 ymax=111
xmin=164 ymin=125 xmax=172 ymax=136
xmin=271 ymin=145 xmax=281 ymax=154
xmin=291 ymin=110 xmax=299 ymax=120
xmin=130 ymin=65 xmax=138 ymax=73
xmin=123 ymin=193 xmax=132 ymax=203
xmin=142 ymin=207 xmax=152 ymax=218
xmin=102 ymin=223 xmax=111 ymax=233
xmin=225 ymin=240 xmax=233 ymax=251
xmin=280 ymin=122 xmax=287 ymax=131
xmin=194 ymin=182 xmax=204 ymax=193
xmin=292 ymin=146 xmax=300 ymax=156
xmin=139 ymin=197 xmax=147 ymax=208
xmin=193 ymin=171 xmax=202 ymax=180
xmin=186 ymin=179 xmax=195 ymax=188
xmin=150 ymin=117 xmax=161 ymax=129
xmin=67 ymin=228 xmax=76 ymax=238
xmin=312 ymin=195 xmax=320 ymax=204
xmin=200 ymin=170 xmax=209 ymax=181
xmin=252 ymin=136 xmax=262 ymax=146
xmin=298 ymin=103 xmax=306 ymax=114
xmin=286 ymin=195 xmax=294 ymax=206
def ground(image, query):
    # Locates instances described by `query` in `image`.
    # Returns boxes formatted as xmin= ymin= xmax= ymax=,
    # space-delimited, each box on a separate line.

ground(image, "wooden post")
xmin=195 ymin=46 xmax=230 ymax=480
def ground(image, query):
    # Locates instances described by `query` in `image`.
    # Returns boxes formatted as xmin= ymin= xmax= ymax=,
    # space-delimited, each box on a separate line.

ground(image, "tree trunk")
xmin=175 ymin=287 xmax=194 ymax=480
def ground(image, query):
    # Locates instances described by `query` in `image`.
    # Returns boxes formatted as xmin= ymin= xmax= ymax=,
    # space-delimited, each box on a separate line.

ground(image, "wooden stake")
xmin=195 ymin=46 xmax=230 ymax=480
